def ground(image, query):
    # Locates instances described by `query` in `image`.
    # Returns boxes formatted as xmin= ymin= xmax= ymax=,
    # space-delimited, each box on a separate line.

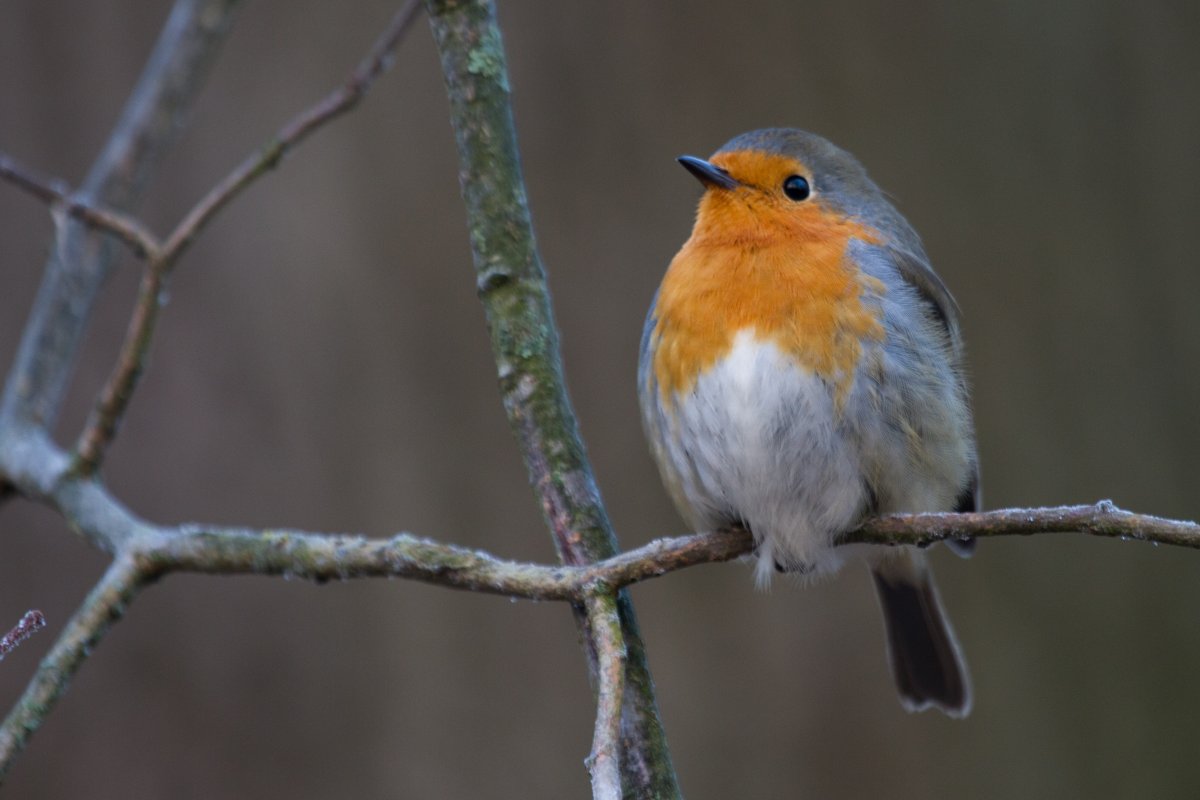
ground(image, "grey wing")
xmin=892 ymin=245 xmax=980 ymax=558
xmin=890 ymin=243 xmax=965 ymax=356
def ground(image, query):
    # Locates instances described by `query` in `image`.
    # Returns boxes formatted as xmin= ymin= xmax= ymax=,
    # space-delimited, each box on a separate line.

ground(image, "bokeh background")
xmin=2 ymin=1 xmax=1198 ymax=797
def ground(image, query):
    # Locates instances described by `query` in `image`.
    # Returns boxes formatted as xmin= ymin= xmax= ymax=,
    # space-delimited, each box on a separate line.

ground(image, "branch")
xmin=7 ymin=427 xmax=1198 ymax=601
xmin=0 ymin=157 xmax=161 ymax=257
xmin=1 ymin=4 xmax=423 ymax=475
xmin=424 ymin=2 xmax=681 ymax=794
xmin=159 ymin=0 xmax=424 ymax=262
xmin=8 ymin=415 xmax=1200 ymax=598
xmin=3 ymin=415 xmax=1199 ymax=785
xmin=143 ymin=526 xmax=750 ymax=597
xmin=0 ymin=0 xmax=242 ymax=432
xmin=145 ymin=503 xmax=1200 ymax=591
xmin=69 ymin=1 xmax=424 ymax=475
xmin=0 ymin=612 xmax=47 ymax=663
xmin=845 ymin=500 xmax=1200 ymax=549
xmin=7 ymin=427 xmax=750 ymax=594
xmin=584 ymin=594 xmax=626 ymax=800
xmin=0 ymin=556 xmax=146 ymax=780
xmin=70 ymin=253 xmax=168 ymax=473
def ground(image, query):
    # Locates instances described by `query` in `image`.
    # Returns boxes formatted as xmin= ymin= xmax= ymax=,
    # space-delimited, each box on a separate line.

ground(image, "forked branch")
xmin=71 ymin=1 xmax=422 ymax=475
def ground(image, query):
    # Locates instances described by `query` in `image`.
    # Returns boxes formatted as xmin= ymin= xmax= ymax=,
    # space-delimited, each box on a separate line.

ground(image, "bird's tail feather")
xmin=871 ymin=553 xmax=971 ymax=718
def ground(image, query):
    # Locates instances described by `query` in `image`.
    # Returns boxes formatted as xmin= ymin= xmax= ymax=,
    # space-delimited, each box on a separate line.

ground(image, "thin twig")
xmin=0 ymin=556 xmax=145 ymax=781
xmin=584 ymin=594 xmax=626 ymax=800
xmin=0 ymin=612 xmax=47 ymax=662
xmin=0 ymin=155 xmax=162 ymax=258
xmin=71 ymin=255 xmax=168 ymax=473
xmin=0 ymin=0 xmax=242 ymax=432
xmin=846 ymin=500 xmax=1200 ymax=549
xmin=161 ymin=0 xmax=424 ymax=261
xmin=69 ymin=1 xmax=424 ymax=475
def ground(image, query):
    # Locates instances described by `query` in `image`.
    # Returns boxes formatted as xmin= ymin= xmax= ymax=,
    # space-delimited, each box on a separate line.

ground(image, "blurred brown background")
xmin=2 ymin=1 xmax=1198 ymax=797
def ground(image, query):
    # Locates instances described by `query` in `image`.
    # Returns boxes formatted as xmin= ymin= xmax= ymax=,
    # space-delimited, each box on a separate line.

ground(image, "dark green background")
xmin=2 ymin=1 xmax=1198 ymax=797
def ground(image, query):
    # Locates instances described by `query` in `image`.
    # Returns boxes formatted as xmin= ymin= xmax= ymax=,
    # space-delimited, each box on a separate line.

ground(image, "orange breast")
xmin=651 ymin=197 xmax=885 ymax=408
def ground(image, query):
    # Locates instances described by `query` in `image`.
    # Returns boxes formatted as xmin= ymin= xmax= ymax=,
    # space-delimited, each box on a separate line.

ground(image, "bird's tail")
xmin=870 ymin=551 xmax=971 ymax=717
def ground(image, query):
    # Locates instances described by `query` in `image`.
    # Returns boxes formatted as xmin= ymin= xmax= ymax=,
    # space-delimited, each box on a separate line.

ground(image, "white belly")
xmin=645 ymin=330 xmax=870 ymax=585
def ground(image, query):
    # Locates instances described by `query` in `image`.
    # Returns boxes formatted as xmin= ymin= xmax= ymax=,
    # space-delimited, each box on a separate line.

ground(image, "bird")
xmin=638 ymin=128 xmax=978 ymax=717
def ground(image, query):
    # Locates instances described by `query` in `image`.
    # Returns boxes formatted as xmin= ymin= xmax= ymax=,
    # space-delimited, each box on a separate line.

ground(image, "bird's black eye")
xmin=782 ymin=175 xmax=811 ymax=201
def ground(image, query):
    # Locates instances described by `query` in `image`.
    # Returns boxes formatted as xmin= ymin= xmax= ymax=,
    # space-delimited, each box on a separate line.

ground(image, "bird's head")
xmin=678 ymin=128 xmax=899 ymax=247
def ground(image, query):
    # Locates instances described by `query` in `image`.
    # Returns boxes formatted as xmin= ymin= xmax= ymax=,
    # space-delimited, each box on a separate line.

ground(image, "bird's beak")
xmin=677 ymin=155 xmax=740 ymax=190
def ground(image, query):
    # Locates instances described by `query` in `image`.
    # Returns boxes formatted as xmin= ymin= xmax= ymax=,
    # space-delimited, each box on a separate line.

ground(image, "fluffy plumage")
xmin=639 ymin=128 xmax=977 ymax=716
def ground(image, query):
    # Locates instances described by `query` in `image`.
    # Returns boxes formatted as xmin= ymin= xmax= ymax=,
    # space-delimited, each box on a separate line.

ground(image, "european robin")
xmin=639 ymin=128 xmax=977 ymax=716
